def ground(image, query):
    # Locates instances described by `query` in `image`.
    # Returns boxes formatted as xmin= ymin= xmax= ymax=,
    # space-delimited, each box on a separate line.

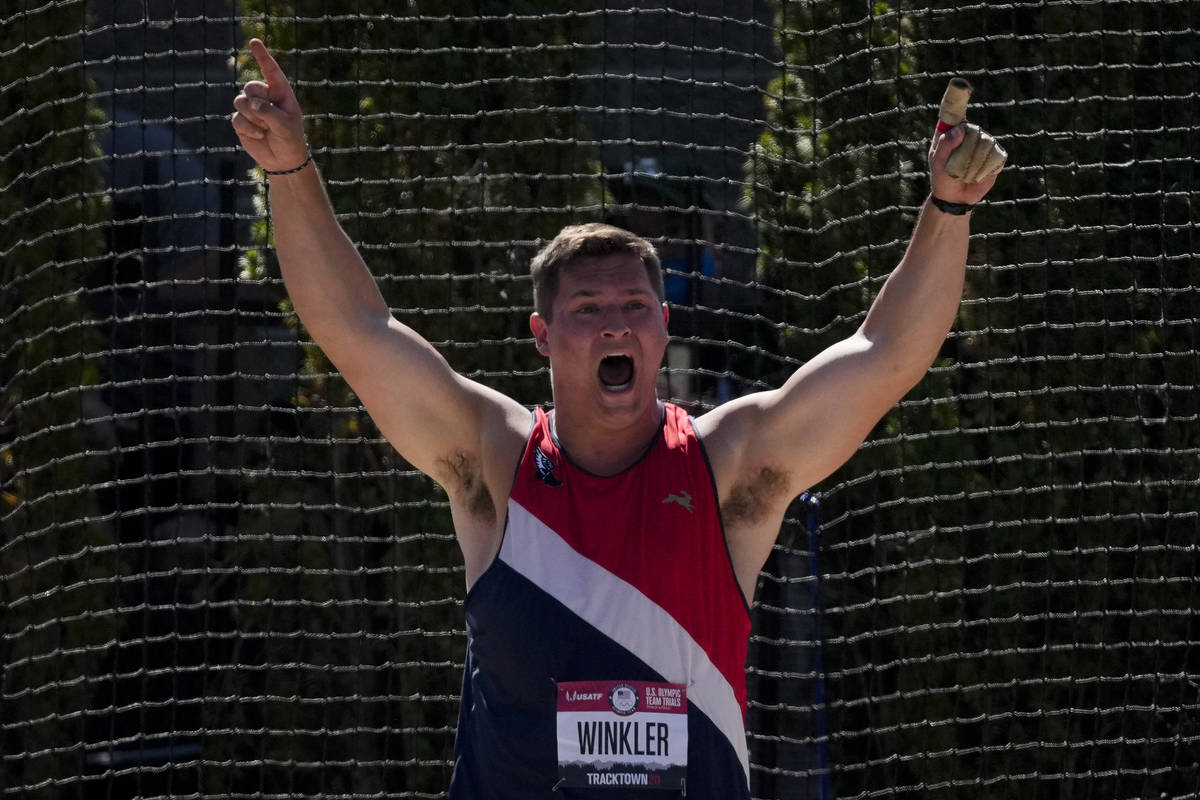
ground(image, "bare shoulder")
xmin=433 ymin=381 xmax=529 ymax=521
xmin=337 ymin=317 xmax=529 ymax=517
xmin=480 ymin=389 xmax=535 ymax=497
xmin=695 ymin=393 xmax=803 ymax=602
xmin=434 ymin=385 xmax=530 ymax=589
xmin=694 ymin=393 xmax=800 ymax=530
xmin=695 ymin=335 xmax=882 ymax=511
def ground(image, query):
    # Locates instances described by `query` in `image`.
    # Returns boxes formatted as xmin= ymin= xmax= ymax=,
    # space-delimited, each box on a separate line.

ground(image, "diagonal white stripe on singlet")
xmin=500 ymin=498 xmax=750 ymax=784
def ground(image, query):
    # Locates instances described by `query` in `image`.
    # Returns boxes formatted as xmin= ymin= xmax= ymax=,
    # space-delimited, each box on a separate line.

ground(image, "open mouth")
xmin=598 ymin=354 xmax=635 ymax=392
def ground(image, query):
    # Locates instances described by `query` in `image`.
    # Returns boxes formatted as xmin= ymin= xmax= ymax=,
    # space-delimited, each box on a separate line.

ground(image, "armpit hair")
xmin=435 ymin=450 xmax=496 ymax=524
xmin=722 ymin=465 xmax=792 ymax=527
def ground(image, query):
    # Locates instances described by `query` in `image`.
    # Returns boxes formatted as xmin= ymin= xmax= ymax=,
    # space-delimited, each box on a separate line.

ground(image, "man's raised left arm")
xmin=698 ymin=117 xmax=1003 ymax=597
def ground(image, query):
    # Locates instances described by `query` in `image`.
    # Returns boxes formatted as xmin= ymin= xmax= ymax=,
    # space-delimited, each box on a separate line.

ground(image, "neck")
xmin=552 ymin=401 xmax=663 ymax=476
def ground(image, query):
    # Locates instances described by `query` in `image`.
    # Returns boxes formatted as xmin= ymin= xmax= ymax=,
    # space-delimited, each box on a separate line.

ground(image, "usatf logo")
xmin=661 ymin=491 xmax=693 ymax=512
xmin=534 ymin=447 xmax=563 ymax=487
xmin=608 ymin=683 xmax=639 ymax=716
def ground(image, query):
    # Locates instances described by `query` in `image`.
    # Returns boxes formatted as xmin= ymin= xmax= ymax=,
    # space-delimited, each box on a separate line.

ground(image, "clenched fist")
xmin=927 ymin=77 xmax=1006 ymax=207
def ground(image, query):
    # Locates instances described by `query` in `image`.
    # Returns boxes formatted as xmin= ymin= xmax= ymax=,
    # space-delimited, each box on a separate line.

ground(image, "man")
xmin=231 ymin=37 xmax=998 ymax=799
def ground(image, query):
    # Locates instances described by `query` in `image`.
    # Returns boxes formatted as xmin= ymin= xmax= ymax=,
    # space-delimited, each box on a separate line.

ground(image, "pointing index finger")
xmin=249 ymin=38 xmax=290 ymax=92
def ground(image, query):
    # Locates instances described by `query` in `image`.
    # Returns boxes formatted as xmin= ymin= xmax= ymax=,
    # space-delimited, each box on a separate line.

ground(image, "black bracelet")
xmin=264 ymin=151 xmax=313 ymax=176
xmin=929 ymin=194 xmax=975 ymax=216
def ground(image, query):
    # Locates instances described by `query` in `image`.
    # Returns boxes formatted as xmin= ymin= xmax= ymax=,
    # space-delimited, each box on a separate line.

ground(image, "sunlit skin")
xmin=529 ymin=255 xmax=670 ymax=476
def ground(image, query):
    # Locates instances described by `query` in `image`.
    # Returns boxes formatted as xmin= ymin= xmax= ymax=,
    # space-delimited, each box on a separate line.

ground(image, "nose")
xmin=600 ymin=306 xmax=630 ymax=337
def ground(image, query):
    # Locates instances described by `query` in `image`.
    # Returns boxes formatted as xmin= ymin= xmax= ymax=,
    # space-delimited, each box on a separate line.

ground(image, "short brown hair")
xmin=529 ymin=223 xmax=662 ymax=320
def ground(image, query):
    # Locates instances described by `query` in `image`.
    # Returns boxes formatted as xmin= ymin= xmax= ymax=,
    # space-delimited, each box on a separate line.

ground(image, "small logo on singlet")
xmin=608 ymin=683 xmax=639 ymax=716
xmin=535 ymin=447 xmax=563 ymax=487
xmin=662 ymin=491 xmax=693 ymax=512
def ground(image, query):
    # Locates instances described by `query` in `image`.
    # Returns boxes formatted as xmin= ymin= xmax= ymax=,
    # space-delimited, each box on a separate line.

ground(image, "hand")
xmin=928 ymin=123 xmax=1000 ymax=206
xmin=231 ymin=39 xmax=309 ymax=173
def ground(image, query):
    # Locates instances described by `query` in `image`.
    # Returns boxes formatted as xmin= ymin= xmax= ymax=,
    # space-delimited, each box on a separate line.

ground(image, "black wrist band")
xmin=929 ymin=194 xmax=974 ymax=215
xmin=264 ymin=151 xmax=313 ymax=176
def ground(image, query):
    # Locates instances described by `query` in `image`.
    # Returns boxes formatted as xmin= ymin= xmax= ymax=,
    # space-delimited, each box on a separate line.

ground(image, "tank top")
xmin=449 ymin=403 xmax=751 ymax=799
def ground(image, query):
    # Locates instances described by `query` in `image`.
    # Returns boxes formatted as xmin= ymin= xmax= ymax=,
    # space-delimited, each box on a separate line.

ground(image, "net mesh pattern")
xmin=3 ymin=1 xmax=1198 ymax=798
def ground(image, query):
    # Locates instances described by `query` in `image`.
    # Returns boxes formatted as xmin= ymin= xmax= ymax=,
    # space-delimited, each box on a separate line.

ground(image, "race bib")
xmin=556 ymin=680 xmax=687 ymax=791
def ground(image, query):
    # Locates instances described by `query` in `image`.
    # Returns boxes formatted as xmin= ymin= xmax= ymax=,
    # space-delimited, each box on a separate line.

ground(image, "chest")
xmin=516 ymin=440 xmax=718 ymax=580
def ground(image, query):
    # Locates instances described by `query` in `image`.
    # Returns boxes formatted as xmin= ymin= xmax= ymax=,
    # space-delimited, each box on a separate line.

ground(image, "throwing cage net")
xmin=3 ymin=1 xmax=1198 ymax=797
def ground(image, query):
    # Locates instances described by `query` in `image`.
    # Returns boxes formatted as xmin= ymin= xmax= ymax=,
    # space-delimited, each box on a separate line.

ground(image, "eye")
xmin=576 ymin=303 xmax=598 ymax=314
xmin=625 ymin=300 xmax=647 ymax=310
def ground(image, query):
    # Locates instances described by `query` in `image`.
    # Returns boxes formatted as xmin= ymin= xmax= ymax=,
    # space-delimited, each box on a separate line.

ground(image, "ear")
xmin=530 ymin=312 xmax=550 ymax=356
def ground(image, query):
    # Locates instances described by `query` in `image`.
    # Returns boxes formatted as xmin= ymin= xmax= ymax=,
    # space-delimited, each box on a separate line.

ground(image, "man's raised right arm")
xmin=230 ymin=40 xmax=527 ymax=519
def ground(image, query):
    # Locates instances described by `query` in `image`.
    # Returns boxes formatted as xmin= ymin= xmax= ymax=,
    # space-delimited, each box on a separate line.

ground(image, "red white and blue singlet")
xmin=449 ymin=403 xmax=752 ymax=799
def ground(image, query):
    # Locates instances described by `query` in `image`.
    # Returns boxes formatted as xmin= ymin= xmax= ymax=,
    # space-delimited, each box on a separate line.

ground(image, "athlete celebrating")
xmin=231 ymin=38 xmax=1000 ymax=800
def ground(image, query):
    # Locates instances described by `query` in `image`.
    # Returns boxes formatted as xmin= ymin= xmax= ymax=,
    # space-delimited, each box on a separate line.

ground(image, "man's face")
xmin=530 ymin=254 xmax=669 ymax=427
